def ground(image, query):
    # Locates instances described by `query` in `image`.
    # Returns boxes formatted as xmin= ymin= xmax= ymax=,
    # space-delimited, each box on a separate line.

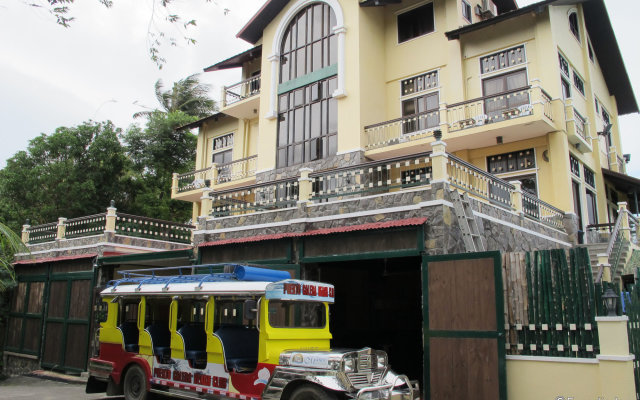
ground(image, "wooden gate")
xmin=422 ymin=252 xmax=506 ymax=400
xmin=41 ymin=270 xmax=94 ymax=373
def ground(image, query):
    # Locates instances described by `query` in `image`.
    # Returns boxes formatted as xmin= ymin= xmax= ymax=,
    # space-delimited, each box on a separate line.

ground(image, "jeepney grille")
xmin=346 ymin=371 xmax=384 ymax=389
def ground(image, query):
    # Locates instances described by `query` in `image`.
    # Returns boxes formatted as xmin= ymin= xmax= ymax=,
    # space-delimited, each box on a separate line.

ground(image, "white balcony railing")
xmin=222 ymin=75 xmax=261 ymax=107
xmin=363 ymin=86 xmax=554 ymax=151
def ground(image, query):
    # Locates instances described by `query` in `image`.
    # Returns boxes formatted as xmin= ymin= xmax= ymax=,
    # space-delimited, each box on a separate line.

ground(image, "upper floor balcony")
xmin=171 ymin=155 xmax=258 ymax=202
xmin=364 ymin=84 xmax=562 ymax=158
xmin=220 ymin=75 xmax=261 ymax=120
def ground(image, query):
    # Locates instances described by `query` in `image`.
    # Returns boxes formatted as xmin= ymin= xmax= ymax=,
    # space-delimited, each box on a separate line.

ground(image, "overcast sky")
xmin=0 ymin=0 xmax=638 ymax=177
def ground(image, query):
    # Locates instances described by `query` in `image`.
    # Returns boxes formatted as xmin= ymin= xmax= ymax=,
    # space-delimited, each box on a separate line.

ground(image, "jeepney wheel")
xmin=289 ymin=384 xmax=339 ymax=400
xmin=123 ymin=364 xmax=148 ymax=400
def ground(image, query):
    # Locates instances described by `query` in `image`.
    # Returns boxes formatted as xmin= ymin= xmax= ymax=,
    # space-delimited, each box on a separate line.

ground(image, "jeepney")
xmin=86 ymin=264 xmax=420 ymax=400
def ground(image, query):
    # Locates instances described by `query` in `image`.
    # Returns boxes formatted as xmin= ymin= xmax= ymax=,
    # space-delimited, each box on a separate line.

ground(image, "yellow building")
xmin=174 ymin=0 xmax=638 ymax=241
xmin=169 ymin=0 xmax=640 ymax=398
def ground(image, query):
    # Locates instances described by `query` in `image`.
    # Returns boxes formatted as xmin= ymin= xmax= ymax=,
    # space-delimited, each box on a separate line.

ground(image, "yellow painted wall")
xmin=507 ymin=358 xmax=601 ymax=400
xmin=185 ymin=0 xmax=634 ymax=224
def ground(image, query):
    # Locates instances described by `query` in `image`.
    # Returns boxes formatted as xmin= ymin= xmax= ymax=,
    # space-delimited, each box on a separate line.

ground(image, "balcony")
xmin=21 ymin=207 xmax=194 ymax=249
xmin=220 ymin=75 xmax=261 ymax=119
xmin=201 ymin=146 xmax=566 ymax=233
xmin=565 ymin=102 xmax=592 ymax=153
xmin=364 ymin=85 xmax=560 ymax=158
xmin=172 ymin=156 xmax=258 ymax=202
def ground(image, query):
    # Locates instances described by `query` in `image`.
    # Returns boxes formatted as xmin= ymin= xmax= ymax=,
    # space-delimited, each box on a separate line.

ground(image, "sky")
xmin=0 ymin=0 xmax=638 ymax=177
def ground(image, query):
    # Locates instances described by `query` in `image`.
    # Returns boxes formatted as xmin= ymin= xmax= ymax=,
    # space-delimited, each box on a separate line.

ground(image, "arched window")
xmin=280 ymin=4 xmax=337 ymax=84
xmin=568 ymin=11 xmax=579 ymax=41
xmin=276 ymin=3 xmax=338 ymax=168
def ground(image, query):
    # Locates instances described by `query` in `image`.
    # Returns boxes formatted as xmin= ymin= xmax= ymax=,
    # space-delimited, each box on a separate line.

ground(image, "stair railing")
xmin=595 ymin=211 xmax=625 ymax=283
xmin=629 ymin=212 xmax=639 ymax=246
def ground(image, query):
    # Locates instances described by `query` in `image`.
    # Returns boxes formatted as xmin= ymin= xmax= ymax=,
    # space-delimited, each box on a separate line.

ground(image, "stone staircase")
xmin=584 ymin=240 xmax=631 ymax=283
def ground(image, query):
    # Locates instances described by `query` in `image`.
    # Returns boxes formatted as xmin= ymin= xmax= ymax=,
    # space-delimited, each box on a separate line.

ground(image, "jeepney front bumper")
xmin=353 ymin=374 xmax=420 ymax=400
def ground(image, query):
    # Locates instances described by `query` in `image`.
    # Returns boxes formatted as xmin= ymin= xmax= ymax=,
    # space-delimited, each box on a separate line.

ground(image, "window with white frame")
xmin=212 ymin=133 xmax=233 ymax=165
xmin=482 ymin=69 xmax=529 ymax=120
xmin=462 ymin=0 xmax=472 ymax=22
xmin=480 ymin=45 xmax=526 ymax=74
xmin=401 ymin=91 xmax=440 ymax=134
xmin=397 ymin=2 xmax=435 ymax=43
xmin=558 ymin=53 xmax=570 ymax=77
xmin=569 ymin=11 xmax=580 ymax=41
xmin=279 ymin=3 xmax=336 ymax=84
xmin=573 ymin=70 xmax=585 ymax=96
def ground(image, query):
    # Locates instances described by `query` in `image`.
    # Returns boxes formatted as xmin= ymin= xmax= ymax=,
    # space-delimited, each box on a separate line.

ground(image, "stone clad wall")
xmin=196 ymin=182 xmax=573 ymax=258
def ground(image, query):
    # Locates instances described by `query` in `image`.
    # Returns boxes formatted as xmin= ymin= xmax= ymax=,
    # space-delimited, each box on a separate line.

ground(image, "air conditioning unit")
xmin=476 ymin=0 xmax=497 ymax=18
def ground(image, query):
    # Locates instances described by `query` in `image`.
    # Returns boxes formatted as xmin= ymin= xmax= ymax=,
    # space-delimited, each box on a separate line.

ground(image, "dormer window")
xmin=569 ymin=11 xmax=580 ymax=41
xmin=398 ymin=2 xmax=435 ymax=43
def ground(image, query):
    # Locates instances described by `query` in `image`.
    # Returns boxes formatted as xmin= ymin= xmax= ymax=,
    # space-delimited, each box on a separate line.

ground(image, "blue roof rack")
xmin=105 ymin=264 xmax=291 ymax=290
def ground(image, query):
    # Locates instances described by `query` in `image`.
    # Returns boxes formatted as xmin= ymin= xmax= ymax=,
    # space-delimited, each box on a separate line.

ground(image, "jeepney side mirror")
xmin=244 ymin=299 xmax=258 ymax=320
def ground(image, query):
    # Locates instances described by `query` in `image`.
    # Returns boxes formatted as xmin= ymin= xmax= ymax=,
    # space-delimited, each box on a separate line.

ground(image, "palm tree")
xmin=0 ymin=222 xmax=26 ymax=291
xmin=133 ymin=74 xmax=216 ymax=119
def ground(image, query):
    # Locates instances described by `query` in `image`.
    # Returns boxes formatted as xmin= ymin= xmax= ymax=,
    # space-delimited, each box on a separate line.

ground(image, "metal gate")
xmin=625 ymin=272 xmax=640 ymax=399
xmin=40 ymin=270 xmax=94 ymax=373
xmin=422 ymin=251 xmax=506 ymax=400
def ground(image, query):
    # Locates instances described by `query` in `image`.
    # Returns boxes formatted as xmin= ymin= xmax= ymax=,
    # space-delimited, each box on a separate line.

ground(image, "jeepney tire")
xmin=123 ymin=364 xmax=148 ymax=400
xmin=288 ymin=383 xmax=339 ymax=400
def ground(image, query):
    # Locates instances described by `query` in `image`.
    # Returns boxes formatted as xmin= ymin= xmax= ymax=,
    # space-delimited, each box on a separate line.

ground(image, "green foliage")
xmin=0 ymin=221 xmax=27 ymax=292
xmin=133 ymin=74 xmax=216 ymax=119
xmin=123 ymin=111 xmax=198 ymax=222
xmin=0 ymin=121 xmax=128 ymax=232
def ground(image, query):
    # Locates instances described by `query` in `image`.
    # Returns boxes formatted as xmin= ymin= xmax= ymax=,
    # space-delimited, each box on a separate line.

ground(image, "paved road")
xmin=0 ymin=376 xmax=116 ymax=400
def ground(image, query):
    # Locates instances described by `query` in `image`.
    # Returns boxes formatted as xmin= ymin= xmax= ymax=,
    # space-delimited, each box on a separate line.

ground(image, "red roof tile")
xmin=199 ymin=217 xmax=427 ymax=248
xmin=14 ymin=253 xmax=98 ymax=265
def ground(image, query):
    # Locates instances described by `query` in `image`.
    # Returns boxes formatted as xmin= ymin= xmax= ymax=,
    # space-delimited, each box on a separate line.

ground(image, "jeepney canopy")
xmin=101 ymin=264 xmax=335 ymax=303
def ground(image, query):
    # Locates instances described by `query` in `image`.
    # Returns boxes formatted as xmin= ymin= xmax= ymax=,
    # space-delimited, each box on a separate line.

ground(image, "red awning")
xmin=199 ymin=217 xmax=427 ymax=248
xmin=14 ymin=253 xmax=98 ymax=265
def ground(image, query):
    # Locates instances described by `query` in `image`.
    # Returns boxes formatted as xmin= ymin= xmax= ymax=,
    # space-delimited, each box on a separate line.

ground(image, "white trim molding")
xmin=267 ymin=0 xmax=347 ymax=118
xmin=596 ymin=354 xmax=635 ymax=362
xmin=506 ymin=355 xmax=599 ymax=364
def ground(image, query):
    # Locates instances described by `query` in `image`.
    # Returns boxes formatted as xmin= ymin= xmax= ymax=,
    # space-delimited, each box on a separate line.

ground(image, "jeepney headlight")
xmin=343 ymin=355 xmax=356 ymax=373
xmin=376 ymin=354 xmax=387 ymax=369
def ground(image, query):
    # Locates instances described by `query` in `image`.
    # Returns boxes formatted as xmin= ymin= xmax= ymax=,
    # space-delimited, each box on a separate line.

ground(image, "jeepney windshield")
xmin=268 ymin=300 xmax=326 ymax=328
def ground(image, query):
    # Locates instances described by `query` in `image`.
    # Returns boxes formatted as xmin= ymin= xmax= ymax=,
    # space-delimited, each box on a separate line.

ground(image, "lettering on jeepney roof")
xmin=265 ymin=280 xmax=335 ymax=303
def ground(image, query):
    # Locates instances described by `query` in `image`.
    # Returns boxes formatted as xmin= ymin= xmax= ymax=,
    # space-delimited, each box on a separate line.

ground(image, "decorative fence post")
xmin=21 ymin=220 xmax=30 ymax=244
xmin=618 ymin=202 xmax=631 ymax=241
xmin=211 ymin=163 xmax=219 ymax=188
xmin=595 ymin=315 xmax=636 ymax=399
xmin=597 ymin=253 xmax=612 ymax=283
xmin=171 ymin=173 xmax=179 ymax=197
xmin=201 ymin=189 xmax=213 ymax=217
xmin=105 ymin=201 xmax=117 ymax=233
xmin=510 ymin=180 xmax=524 ymax=215
xmin=430 ymin=132 xmax=449 ymax=183
xmin=56 ymin=217 xmax=67 ymax=240
xmin=298 ymin=168 xmax=313 ymax=204
xmin=438 ymin=102 xmax=449 ymax=137
xmin=609 ymin=146 xmax=619 ymax=172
